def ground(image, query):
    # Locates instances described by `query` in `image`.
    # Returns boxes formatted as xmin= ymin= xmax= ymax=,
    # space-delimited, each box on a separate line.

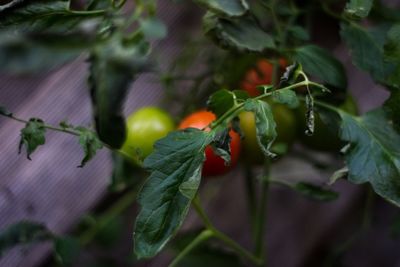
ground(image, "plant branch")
xmin=168 ymin=229 xmax=213 ymax=267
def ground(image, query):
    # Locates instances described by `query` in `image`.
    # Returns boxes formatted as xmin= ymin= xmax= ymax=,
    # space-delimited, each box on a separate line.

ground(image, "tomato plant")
xmin=178 ymin=110 xmax=241 ymax=176
xmin=0 ymin=0 xmax=400 ymax=267
xmin=120 ymin=107 xmax=175 ymax=165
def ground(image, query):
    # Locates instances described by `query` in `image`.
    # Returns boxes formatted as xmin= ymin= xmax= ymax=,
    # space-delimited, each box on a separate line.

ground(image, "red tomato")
xmin=178 ymin=110 xmax=241 ymax=177
xmin=241 ymin=58 xmax=287 ymax=97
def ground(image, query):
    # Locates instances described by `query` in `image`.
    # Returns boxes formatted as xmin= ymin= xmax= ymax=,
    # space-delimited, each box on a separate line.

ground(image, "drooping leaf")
xmin=304 ymin=94 xmax=314 ymax=136
xmin=271 ymin=89 xmax=299 ymax=108
xmin=194 ymin=0 xmax=249 ymax=17
xmin=0 ymin=105 xmax=12 ymax=117
xmin=0 ymin=221 xmax=53 ymax=256
xmin=293 ymin=45 xmax=347 ymax=89
xmin=338 ymin=109 xmax=400 ymax=206
xmin=203 ymin=12 xmax=275 ymax=53
xmin=344 ymin=0 xmax=373 ymax=18
xmin=18 ymin=118 xmax=46 ymax=160
xmin=134 ymin=128 xmax=214 ymax=258
xmin=75 ymin=127 xmax=103 ymax=168
xmin=243 ymin=99 xmax=277 ymax=157
xmin=88 ymin=34 xmax=149 ymax=148
xmin=53 ymin=237 xmax=81 ymax=267
xmin=294 ymin=182 xmax=339 ymax=201
xmin=207 ymin=89 xmax=235 ymax=118
xmin=211 ymin=128 xmax=232 ymax=164
xmin=340 ymin=23 xmax=400 ymax=89
xmin=384 ymin=24 xmax=400 ymax=61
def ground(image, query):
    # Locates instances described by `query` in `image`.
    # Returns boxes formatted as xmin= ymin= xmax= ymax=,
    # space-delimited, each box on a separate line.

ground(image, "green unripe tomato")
xmin=239 ymin=102 xmax=297 ymax=164
xmin=120 ymin=107 xmax=175 ymax=165
xmin=297 ymin=95 xmax=358 ymax=152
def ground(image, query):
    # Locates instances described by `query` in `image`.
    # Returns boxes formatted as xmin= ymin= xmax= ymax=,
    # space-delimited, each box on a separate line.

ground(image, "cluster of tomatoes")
xmin=121 ymin=59 xmax=357 ymax=177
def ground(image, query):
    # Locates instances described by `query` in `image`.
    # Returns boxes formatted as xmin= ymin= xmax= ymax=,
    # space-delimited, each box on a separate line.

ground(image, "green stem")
xmin=168 ymin=229 xmax=213 ymax=267
xmin=79 ymin=189 xmax=139 ymax=245
xmin=192 ymin=196 xmax=263 ymax=266
xmin=2 ymin=113 xmax=133 ymax=160
xmin=243 ymin=164 xmax=257 ymax=235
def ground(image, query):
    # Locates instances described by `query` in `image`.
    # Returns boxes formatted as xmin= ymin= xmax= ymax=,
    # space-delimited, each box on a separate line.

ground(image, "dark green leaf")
xmin=89 ymin=34 xmax=149 ymax=148
xmin=293 ymin=45 xmax=347 ymax=89
xmin=279 ymin=62 xmax=301 ymax=86
xmin=0 ymin=32 xmax=78 ymax=74
xmin=211 ymin=128 xmax=232 ymax=164
xmin=0 ymin=221 xmax=53 ymax=256
xmin=94 ymin=216 xmax=123 ymax=247
xmin=232 ymin=90 xmax=249 ymax=101
xmin=0 ymin=0 xmax=97 ymax=32
xmin=338 ymin=109 xmax=400 ymax=206
xmin=244 ymin=99 xmax=277 ymax=158
xmin=18 ymin=118 xmax=46 ymax=160
xmin=134 ymin=129 xmax=214 ymax=258
xmin=194 ymin=0 xmax=249 ymax=17
xmin=384 ymin=24 xmax=400 ymax=61
xmin=294 ymin=182 xmax=339 ymax=201
xmin=287 ymin=25 xmax=310 ymax=41
xmin=75 ymin=127 xmax=103 ymax=168
xmin=140 ymin=17 xmax=167 ymax=40
xmin=53 ymin=237 xmax=80 ymax=267
xmin=383 ymin=90 xmax=400 ymax=132
xmin=344 ymin=0 xmax=373 ymax=18
xmin=206 ymin=89 xmax=235 ymax=118
xmin=271 ymin=89 xmax=299 ymax=108
xmin=0 ymin=105 xmax=12 ymax=117
xmin=203 ymin=12 xmax=275 ymax=53
xmin=340 ymin=23 xmax=399 ymax=89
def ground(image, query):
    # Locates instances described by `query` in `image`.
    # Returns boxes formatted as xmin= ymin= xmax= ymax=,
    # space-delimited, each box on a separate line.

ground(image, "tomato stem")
xmin=192 ymin=195 xmax=264 ymax=266
xmin=168 ymin=229 xmax=213 ymax=267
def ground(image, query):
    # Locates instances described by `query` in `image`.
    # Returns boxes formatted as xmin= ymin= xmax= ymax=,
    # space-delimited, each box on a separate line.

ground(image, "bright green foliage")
xmin=244 ymin=99 xmax=277 ymax=158
xmin=293 ymin=45 xmax=347 ymax=89
xmin=18 ymin=118 xmax=46 ymax=160
xmin=134 ymin=128 xmax=214 ymax=258
xmin=339 ymin=109 xmax=400 ymax=206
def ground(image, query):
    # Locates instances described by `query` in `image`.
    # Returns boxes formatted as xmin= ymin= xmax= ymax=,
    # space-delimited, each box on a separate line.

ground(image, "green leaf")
xmin=134 ymin=129 xmax=214 ymax=258
xmin=0 ymin=105 xmax=12 ymax=116
xmin=244 ymin=99 xmax=277 ymax=158
xmin=338 ymin=109 xmax=400 ymax=206
xmin=18 ymin=118 xmax=46 ymax=160
xmin=206 ymin=89 xmax=235 ymax=118
xmin=53 ymin=237 xmax=80 ymax=267
xmin=384 ymin=24 xmax=400 ymax=61
xmin=344 ymin=0 xmax=373 ymax=18
xmin=383 ymin=90 xmax=400 ymax=132
xmin=211 ymin=128 xmax=232 ymax=164
xmin=271 ymin=89 xmax=299 ymax=108
xmin=0 ymin=32 xmax=79 ymax=74
xmin=89 ymin=34 xmax=149 ymax=149
xmin=194 ymin=0 xmax=249 ymax=17
xmin=287 ymin=25 xmax=310 ymax=41
xmin=340 ymin=23 xmax=399 ymax=89
xmin=0 ymin=221 xmax=53 ymax=256
xmin=293 ymin=45 xmax=347 ymax=89
xmin=203 ymin=12 xmax=275 ymax=53
xmin=75 ymin=127 xmax=103 ymax=168
xmin=0 ymin=0 xmax=95 ymax=31
xmin=140 ymin=17 xmax=167 ymax=40
xmin=294 ymin=182 xmax=339 ymax=201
